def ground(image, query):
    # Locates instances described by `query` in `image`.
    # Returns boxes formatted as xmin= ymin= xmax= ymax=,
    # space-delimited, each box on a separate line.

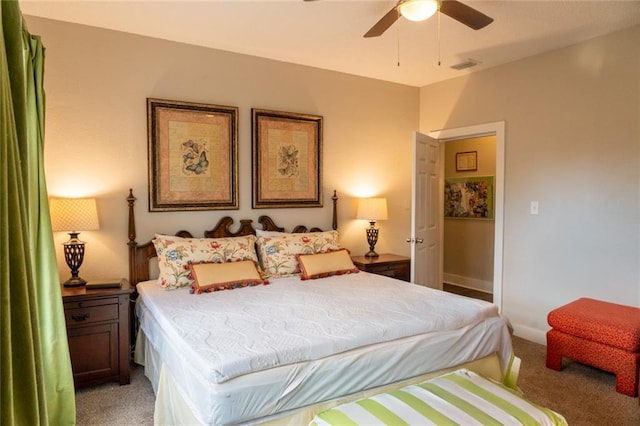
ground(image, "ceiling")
xmin=20 ymin=0 xmax=640 ymax=87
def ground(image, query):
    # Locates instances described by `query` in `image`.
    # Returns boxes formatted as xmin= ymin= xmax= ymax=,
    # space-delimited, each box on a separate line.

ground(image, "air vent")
xmin=451 ymin=59 xmax=479 ymax=70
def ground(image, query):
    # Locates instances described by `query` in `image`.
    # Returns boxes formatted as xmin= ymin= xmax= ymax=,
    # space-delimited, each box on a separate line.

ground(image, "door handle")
xmin=406 ymin=238 xmax=424 ymax=244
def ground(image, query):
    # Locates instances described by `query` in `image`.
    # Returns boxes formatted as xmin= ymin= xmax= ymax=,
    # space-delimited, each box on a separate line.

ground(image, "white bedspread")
xmin=138 ymin=272 xmax=498 ymax=384
xmin=136 ymin=272 xmax=512 ymax=425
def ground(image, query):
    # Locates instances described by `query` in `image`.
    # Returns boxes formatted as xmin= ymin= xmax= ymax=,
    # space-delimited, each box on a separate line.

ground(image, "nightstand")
xmin=351 ymin=254 xmax=411 ymax=282
xmin=61 ymin=279 xmax=133 ymax=388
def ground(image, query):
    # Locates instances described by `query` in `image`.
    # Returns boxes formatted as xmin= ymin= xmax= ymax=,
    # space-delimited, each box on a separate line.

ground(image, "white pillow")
xmin=255 ymin=229 xmax=284 ymax=237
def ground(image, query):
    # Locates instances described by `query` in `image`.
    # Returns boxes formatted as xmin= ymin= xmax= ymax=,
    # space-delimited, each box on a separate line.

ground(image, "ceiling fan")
xmin=359 ymin=0 xmax=494 ymax=38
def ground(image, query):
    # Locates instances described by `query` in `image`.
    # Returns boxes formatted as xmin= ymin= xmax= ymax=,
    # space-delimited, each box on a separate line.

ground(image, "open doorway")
xmin=442 ymin=136 xmax=496 ymax=303
xmin=416 ymin=121 xmax=505 ymax=311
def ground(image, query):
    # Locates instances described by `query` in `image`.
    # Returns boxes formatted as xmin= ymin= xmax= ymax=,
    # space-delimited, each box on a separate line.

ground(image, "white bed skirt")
xmin=135 ymin=330 xmax=516 ymax=426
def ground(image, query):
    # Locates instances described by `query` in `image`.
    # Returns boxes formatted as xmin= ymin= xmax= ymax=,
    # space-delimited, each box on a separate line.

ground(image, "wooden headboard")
xmin=126 ymin=189 xmax=338 ymax=286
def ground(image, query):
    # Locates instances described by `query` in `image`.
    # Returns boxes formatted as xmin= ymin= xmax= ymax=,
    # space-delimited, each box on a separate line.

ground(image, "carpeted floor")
xmin=75 ymin=366 xmax=154 ymax=425
xmin=513 ymin=337 xmax=640 ymax=425
xmin=75 ymin=336 xmax=640 ymax=425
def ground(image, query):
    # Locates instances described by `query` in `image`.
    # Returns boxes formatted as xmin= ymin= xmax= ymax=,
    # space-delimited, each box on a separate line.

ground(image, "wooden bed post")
xmin=127 ymin=189 xmax=137 ymax=285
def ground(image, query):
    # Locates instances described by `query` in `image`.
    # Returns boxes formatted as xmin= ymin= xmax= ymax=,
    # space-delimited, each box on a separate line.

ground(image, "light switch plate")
xmin=530 ymin=201 xmax=539 ymax=215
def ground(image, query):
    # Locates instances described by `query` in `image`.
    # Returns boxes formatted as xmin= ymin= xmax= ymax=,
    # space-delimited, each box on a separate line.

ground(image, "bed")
xmin=125 ymin=189 xmax=514 ymax=425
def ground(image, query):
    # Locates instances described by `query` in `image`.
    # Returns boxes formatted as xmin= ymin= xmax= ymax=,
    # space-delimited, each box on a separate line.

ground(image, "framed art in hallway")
xmin=252 ymin=108 xmax=323 ymax=208
xmin=455 ymin=150 xmax=478 ymax=171
xmin=444 ymin=175 xmax=494 ymax=219
xmin=147 ymin=98 xmax=238 ymax=211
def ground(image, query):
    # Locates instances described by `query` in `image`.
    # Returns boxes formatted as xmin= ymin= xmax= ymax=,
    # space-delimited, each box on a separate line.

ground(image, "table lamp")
xmin=50 ymin=197 xmax=100 ymax=286
xmin=356 ymin=197 xmax=388 ymax=258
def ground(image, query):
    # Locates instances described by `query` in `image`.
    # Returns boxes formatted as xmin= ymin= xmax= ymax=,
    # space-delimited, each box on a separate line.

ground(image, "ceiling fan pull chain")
xmin=437 ymin=5 xmax=442 ymax=66
xmin=397 ymin=19 xmax=401 ymax=67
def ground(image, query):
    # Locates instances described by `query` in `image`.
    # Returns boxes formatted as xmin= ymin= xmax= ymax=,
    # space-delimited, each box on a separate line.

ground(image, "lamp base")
xmin=62 ymin=233 xmax=87 ymax=287
xmin=63 ymin=276 xmax=87 ymax=287
xmin=365 ymin=225 xmax=380 ymax=258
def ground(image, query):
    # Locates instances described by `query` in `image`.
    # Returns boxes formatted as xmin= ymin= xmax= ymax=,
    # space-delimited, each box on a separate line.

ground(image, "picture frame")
xmin=252 ymin=108 xmax=323 ymax=208
xmin=444 ymin=176 xmax=494 ymax=219
xmin=147 ymin=98 xmax=238 ymax=211
xmin=455 ymin=151 xmax=478 ymax=172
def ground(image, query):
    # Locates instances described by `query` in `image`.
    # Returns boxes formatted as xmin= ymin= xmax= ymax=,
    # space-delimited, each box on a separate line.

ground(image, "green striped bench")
xmin=310 ymin=369 xmax=566 ymax=426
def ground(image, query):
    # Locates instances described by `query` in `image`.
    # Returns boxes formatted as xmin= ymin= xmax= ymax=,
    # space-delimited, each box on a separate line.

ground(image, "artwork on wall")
xmin=455 ymin=150 xmax=478 ymax=171
xmin=147 ymin=98 xmax=238 ymax=211
xmin=444 ymin=176 xmax=494 ymax=219
xmin=252 ymin=108 xmax=323 ymax=208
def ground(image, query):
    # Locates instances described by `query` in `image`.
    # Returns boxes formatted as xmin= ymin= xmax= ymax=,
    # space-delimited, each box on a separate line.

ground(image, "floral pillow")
xmin=256 ymin=230 xmax=340 ymax=278
xmin=188 ymin=260 xmax=268 ymax=294
xmin=153 ymin=234 xmax=259 ymax=289
xmin=297 ymin=249 xmax=359 ymax=280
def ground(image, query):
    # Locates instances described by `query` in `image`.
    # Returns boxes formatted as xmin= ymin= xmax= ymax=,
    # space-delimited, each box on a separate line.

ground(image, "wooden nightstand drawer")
xmin=351 ymin=254 xmax=411 ymax=282
xmin=64 ymin=296 xmax=119 ymax=310
xmin=365 ymin=262 xmax=409 ymax=279
xmin=64 ymin=302 xmax=118 ymax=326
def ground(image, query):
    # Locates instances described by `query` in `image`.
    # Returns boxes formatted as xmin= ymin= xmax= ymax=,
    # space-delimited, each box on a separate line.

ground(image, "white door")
xmin=410 ymin=131 xmax=443 ymax=288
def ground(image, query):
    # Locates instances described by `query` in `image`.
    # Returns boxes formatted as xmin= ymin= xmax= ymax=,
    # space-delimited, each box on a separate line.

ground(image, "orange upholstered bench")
xmin=546 ymin=298 xmax=640 ymax=397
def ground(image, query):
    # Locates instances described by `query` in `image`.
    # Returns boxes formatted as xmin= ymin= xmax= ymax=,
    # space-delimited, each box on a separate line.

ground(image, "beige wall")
xmin=25 ymin=15 xmax=640 ymax=344
xmin=25 ymin=16 xmax=419 ymax=283
xmin=421 ymin=25 xmax=640 ymax=343
xmin=443 ymin=136 xmax=496 ymax=293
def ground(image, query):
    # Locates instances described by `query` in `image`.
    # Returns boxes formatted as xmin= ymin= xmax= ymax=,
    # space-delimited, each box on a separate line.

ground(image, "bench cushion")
xmin=310 ymin=369 xmax=567 ymax=426
xmin=547 ymin=298 xmax=640 ymax=352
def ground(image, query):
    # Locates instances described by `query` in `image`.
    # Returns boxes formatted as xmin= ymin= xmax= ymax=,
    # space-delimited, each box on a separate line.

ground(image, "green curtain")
xmin=1 ymin=1 xmax=76 ymax=424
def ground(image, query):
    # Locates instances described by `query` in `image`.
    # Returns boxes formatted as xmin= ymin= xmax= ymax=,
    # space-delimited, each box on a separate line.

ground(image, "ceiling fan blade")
xmin=439 ymin=0 xmax=493 ymax=30
xmin=363 ymin=6 xmax=400 ymax=38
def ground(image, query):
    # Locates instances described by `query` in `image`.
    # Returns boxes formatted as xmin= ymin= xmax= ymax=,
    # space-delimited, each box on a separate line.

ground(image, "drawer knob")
xmin=71 ymin=313 xmax=90 ymax=322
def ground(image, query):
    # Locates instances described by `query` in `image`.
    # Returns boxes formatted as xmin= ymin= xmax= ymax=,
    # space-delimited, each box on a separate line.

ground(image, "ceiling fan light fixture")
xmin=399 ymin=0 xmax=438 ymax=22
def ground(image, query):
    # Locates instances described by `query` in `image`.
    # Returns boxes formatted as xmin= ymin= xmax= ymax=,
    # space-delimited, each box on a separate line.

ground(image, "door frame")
xmin=428 ymin=121 xmax=505 ymax=312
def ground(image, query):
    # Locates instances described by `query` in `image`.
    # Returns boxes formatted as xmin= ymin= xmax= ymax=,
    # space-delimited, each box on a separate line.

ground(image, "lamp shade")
xmin=399 ymin=0 xmax=438 ymax=22
xmin=50 ymin=198 xmax=100 ymax=232
xmin=357 ymin=198 xmax=389 ymax=221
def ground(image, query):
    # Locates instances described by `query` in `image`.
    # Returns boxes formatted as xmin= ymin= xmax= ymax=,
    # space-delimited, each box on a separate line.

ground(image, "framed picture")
xmin=252 ymin=108 xmax=323 ymax=208
xmin=455 ymin=151 xmax=478 ymax=172
xmin=444 ymin=176 xmax=494 ymax=219
xmin=147 ymin=98 xmax=238 ymax=211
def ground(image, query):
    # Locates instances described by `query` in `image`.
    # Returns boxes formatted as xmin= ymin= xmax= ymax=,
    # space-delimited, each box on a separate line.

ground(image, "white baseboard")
xmin=443 ymin=272 xmax=492 ymax=294
xmin=511 ymin=323 xmax=547 ymax=346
